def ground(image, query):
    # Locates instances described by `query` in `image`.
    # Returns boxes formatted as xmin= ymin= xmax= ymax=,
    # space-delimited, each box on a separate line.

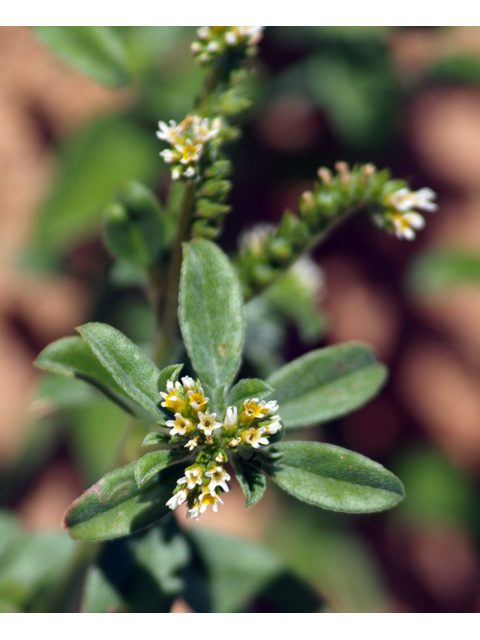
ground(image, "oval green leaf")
xmin=34 ymin=336 xmax=157 ymax=422
xmin=267 ymin=342 xmax=387 ymax=428
xmin=268 ymin=441 xmax=404 ymax=513
xmin=77 ymin=323 xmax=164 ymax=421
xmin=63 ymin=462 xmax=181 ymax=540
xmin=135 ymin=450 xmax=190 ymax=488
xmin=179 ymin=239 xmax=244 ymax=402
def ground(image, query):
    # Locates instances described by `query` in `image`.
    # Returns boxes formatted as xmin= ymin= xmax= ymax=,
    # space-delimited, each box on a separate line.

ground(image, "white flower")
xmin=184 ymin=437 xmax=199 ymax=451
xmin=197 ymin=26 xmax=211 ymax=40
xmin=160 ymin=149 xmax=181 ymax=164
xmin=389 ymin=187 xmax=438 ymax=213
xmin=264 ymin=419 xmax=282 ymax=435
xmin=223 ymin=406 xmax=238 ymax=429
xmin=246 ymin=426 xmax=269 ymax=448
xmin=183 ymin=166 xmax=196 ymax=178
xmin=390 ymin=211 xmax=425 ymax=240
xmin=198 ymin=412 xmax=222 ymax=436
xmin=181 ymin=376 xmax=195 ymax=391
xmin=157 ymin=120 xmax=180 ymax=144
xmin=175 ymin=139 xmax=203 ymax=165
xmin=191 ymin=41 xmax=201 ymax=53
xmin=199 ymin=489 xmax=224 ymax=513
xmin=166 ymin=413 xmax=192 ymax=436
xmin=225 ymin=30 xmax=238 ymax=45
xmin=166 ymin=489 xmax=187 ymax=510
xmin=171 ymin=166 xmax=182 ymax=180
xmin=205 ymin=466 xmax=231 ymax=493
xmin=177 ymin=466 xmax=203 ymax=490
xmin=262 ymin=400 xmax=278 ymax=415
xmin=186 ymin=502 xmax=201 ymax=520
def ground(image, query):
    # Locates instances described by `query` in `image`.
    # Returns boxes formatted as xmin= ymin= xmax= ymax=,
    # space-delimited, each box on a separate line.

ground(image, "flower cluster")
xmin=161 ymin=376 xmax=281 ymax=520
xmin=382 ymin=187 xmax=438 ymax=240
xmin=157 ymin=115 xmax=221 ymax=180
xmin=191 ymin=26 xmax=263 ymax=64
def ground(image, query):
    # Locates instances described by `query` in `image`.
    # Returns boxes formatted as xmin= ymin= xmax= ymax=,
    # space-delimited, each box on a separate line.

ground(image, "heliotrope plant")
xmin=29 ymin=25 xmax=441 ymax=611
xmin=36 ymin=239 xmax=405 ymax=540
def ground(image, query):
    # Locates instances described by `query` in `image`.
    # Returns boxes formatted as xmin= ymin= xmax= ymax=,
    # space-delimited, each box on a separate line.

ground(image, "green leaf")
xmin=142 ymin=432 xmax=171 ymax=447
xmin=179 ymin=239 xmax=244 ymax=406
xmin=83 ymin=519 xmax=190 ymax=612
xmin=77 ymin=323 xmax=164 ymax=421
xmin=135 ymin=450 xmax=190 ymax=487
xmin=34 ymin=26 xmax=133 ymax=87
xmin=267 ymin=342 xmax=387 ymax=428
xmin=233 ymin=458 xmax=266 ymax=508
xmin=268 ymin=441 xmax=404 ymax=513
xmin=157 ymin=364 xmax=184 ymax=394
xmin=407 ymin=247 xmax=480 ymax=295
xmin=228 ymin=378 xmax=274 ymax=408
xmin=185 ymin=528 xmax=320 ymax=613
xmin=64 ymin=462 xmax=181 ymax=541
xmin=27 ymin=117 xmax=159 ymax=260
xmin=103 ymin=181 xmax=165 ymax=269
xmin=35 ymin=336 xmax=156 ymax=422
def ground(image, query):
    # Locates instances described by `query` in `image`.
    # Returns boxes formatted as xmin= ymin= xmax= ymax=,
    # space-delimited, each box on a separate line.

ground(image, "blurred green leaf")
xmin=29 ymin=117 xmax=158 ymax=259
xmin=265 ymin=259 xmax=326 ymax=343
xmin=184 ymin=528 xmax=320 ymax=613
xmin=268 ymin=504 xmax=391 ymax=612
xmin=269 ymin=441 xmax=404 ymax=513
xmin=0 ymin=525 xmax=75 ymax=611
xmin=394 ymin=446 xmax=478 ymax=529
xmin=407 ymin=247 xmax=480 ymax=294
xmin=83 ymin=519 xmax=190 ymax=612
xmin=34 ymin=26 xmax=133 ymax=87
xmin=429 ymin=54 xmax=480 ymax=86
xmin=35 ymin=336 xmax=157 ymax=421
xmin=103 ymin=181 xmax=165 ymax=269
xmin=78 ymin=323 xmax=165 ymax=422
xmin=306 ymin=49 xmax=396 ymax=149
xmin=69 ymin=399 xmax=128 ymax=483
xmin=64 ymin=462 xmax=180 ymax=540
xmin=267 ymin=342 xmax=387 ymax=428
xmin=180 ymin=239 xmax=244 ymax=407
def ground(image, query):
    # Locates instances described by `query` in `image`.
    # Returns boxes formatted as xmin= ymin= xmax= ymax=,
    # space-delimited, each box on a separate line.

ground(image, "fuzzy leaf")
xmin=268 ymin=441 xmax=404 ymax=513
xmin=34 ymin=27 xmax=132 ymax=87
xmin=157 ymin=364 xmax=184 ymax=394
xmin=77 ymin=323 xmax=164 ymax=421
xmin=64 ymin=462 xmax=181 ymax=540
xmin=228 ymin=378 xmax=274 ymax=408
xmin=179 ymin=239 xmax=244 ymax=406
xmin=142 ymin=432 xmax=171 ymax=447
xmin=135 ymin=450 xmax=189 ymax=487
xmin=35 ymin=336 xmax=156 ymax=422
xmin=267 ymin=342 xmax=387 ymax=428
xmin=233 ymin=459 xmax=266 ymax=508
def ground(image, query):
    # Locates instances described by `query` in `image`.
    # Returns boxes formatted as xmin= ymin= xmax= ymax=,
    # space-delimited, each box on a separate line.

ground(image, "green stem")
xmin=153 ymin=181 xmax=195 ymax=367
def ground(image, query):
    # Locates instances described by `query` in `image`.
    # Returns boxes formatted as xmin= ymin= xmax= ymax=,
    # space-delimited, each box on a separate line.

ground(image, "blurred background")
xmin=2 ymin=25 xmax=480 ymax=613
